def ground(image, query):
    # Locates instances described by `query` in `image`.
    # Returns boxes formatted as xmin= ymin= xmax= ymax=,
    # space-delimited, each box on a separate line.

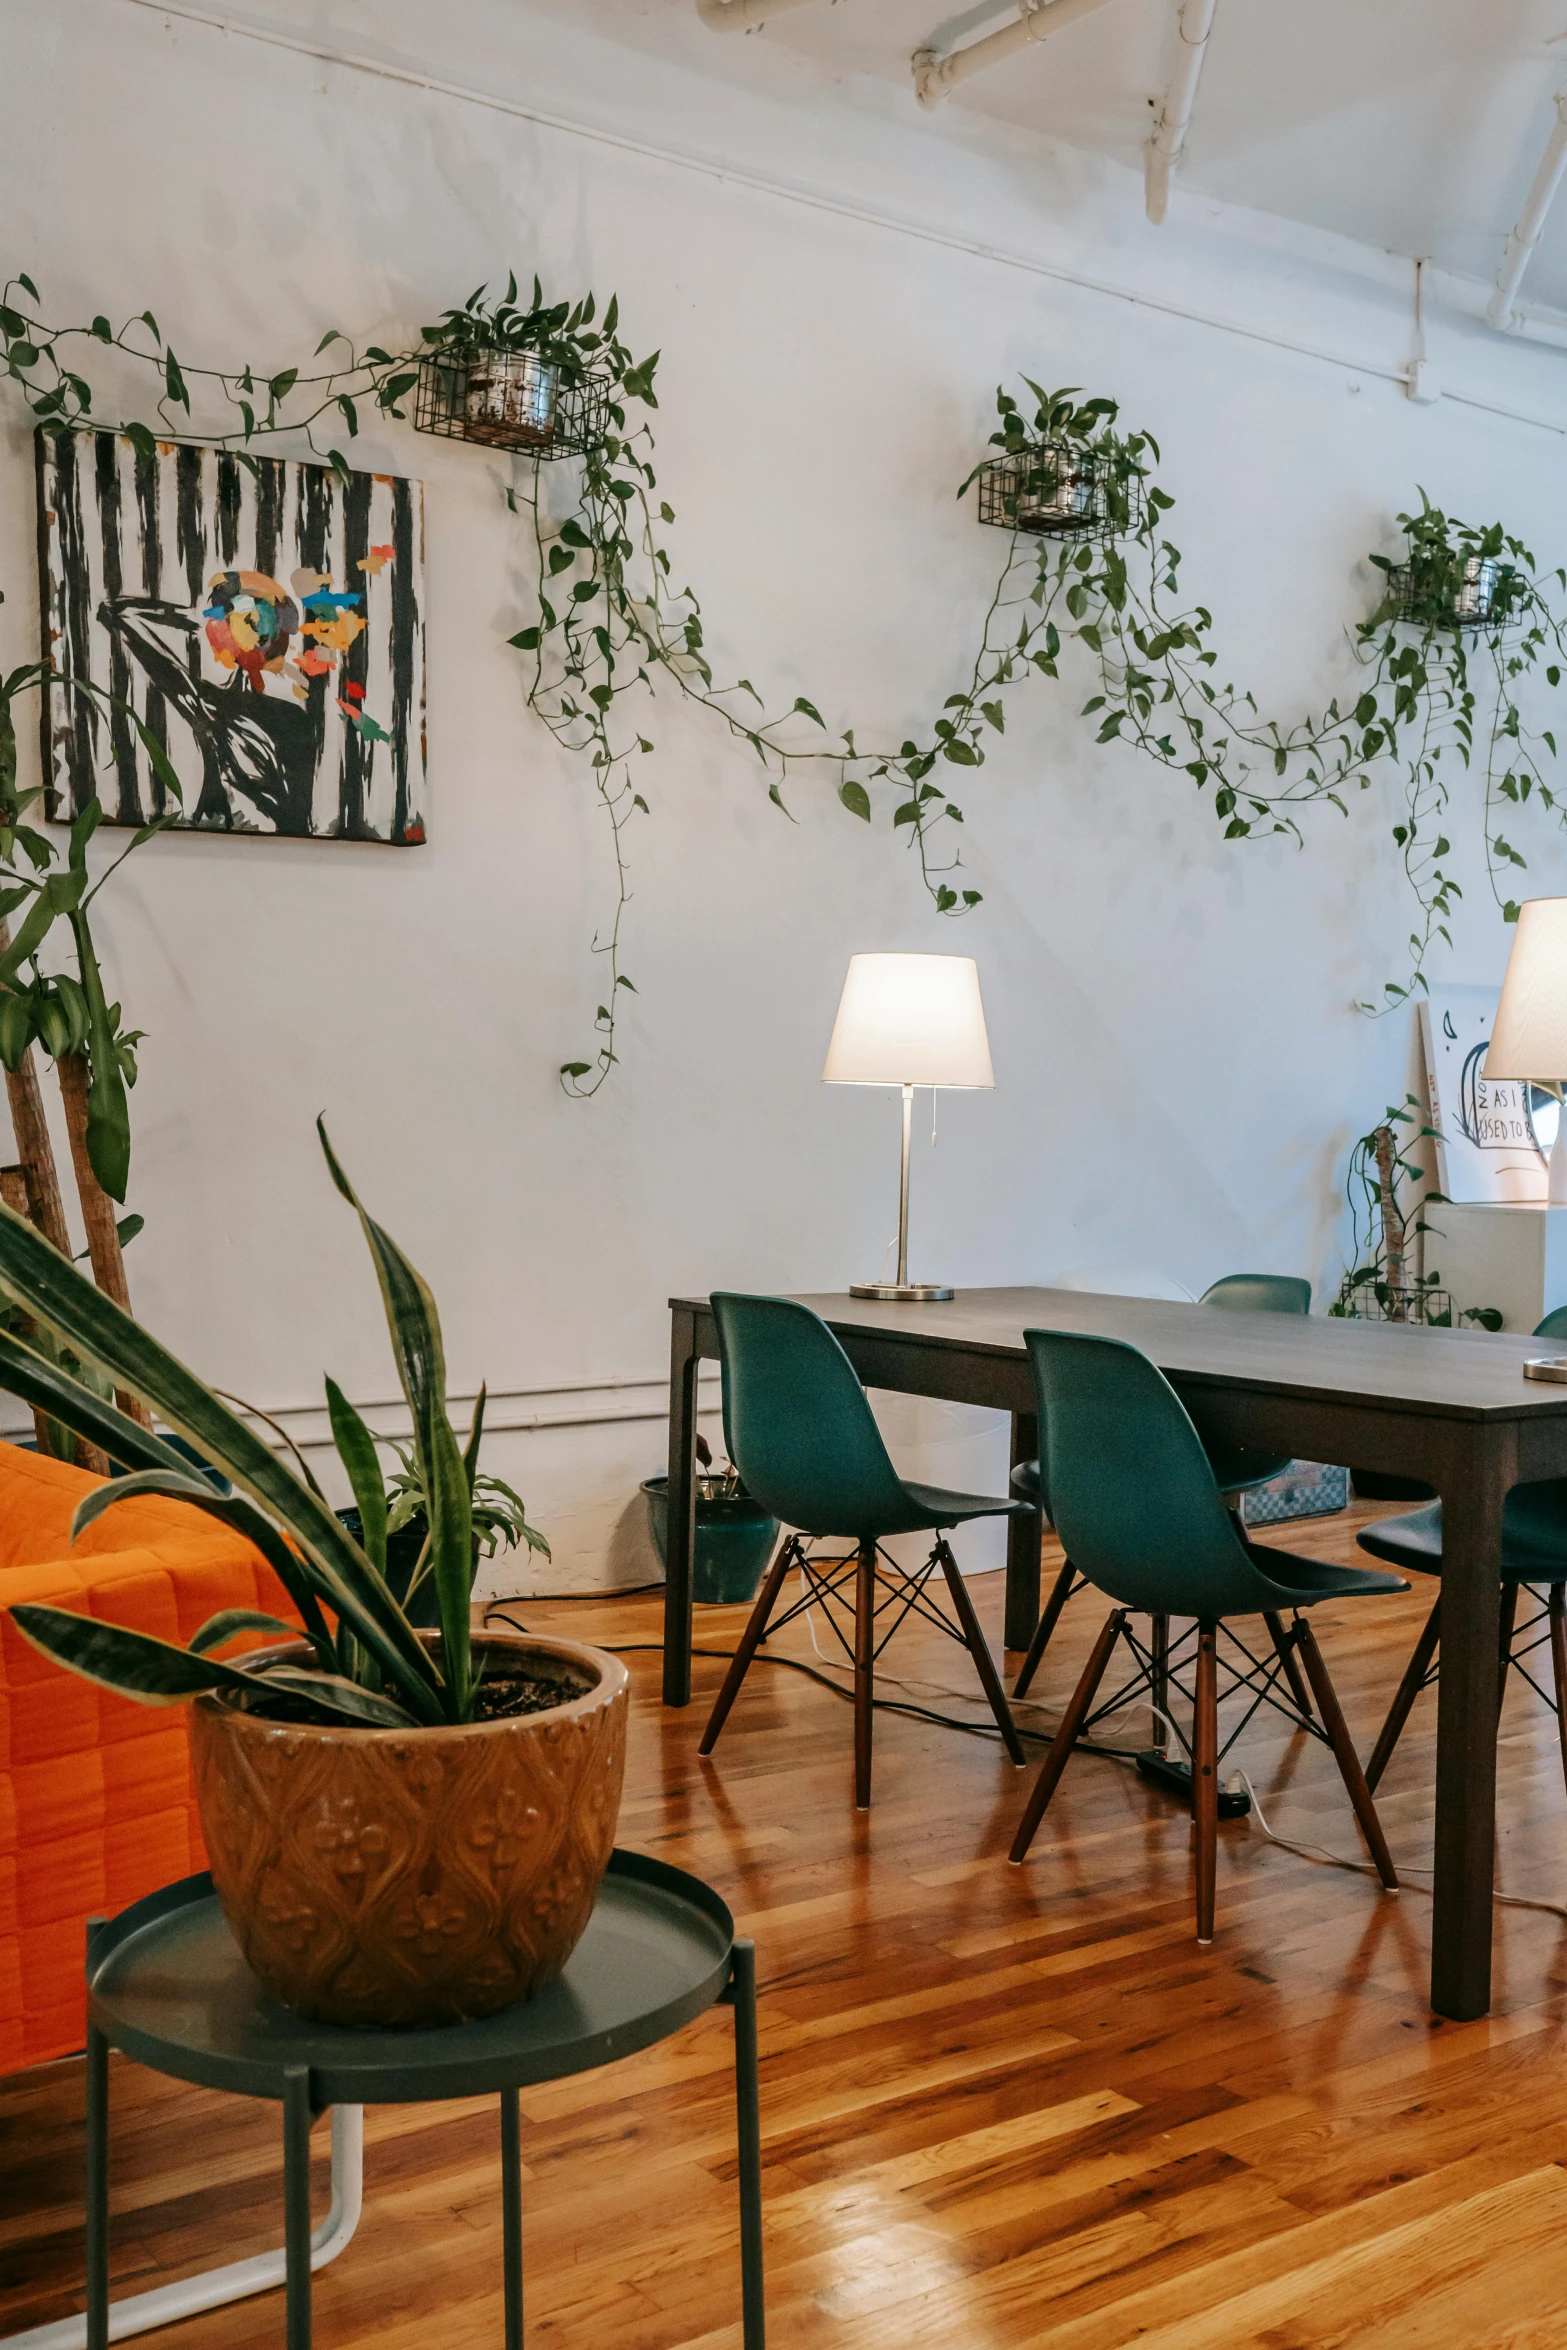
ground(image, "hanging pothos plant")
xmin=941 ymin=383 xmax=1567 ymax=1014
xmin=7 ymin=268 xmax=1566 ymax=1099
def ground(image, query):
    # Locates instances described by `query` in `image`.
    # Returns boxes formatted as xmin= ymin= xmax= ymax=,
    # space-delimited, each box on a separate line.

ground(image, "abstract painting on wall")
xmin=36 ymin=429 xmax=426 ymax=844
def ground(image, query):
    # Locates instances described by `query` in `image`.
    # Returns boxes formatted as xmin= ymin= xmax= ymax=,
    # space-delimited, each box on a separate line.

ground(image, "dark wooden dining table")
xmin=664 ymin=1285 xmax=1567 ymax=2020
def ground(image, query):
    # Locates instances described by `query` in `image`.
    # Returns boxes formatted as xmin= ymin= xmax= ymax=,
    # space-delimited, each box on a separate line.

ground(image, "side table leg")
xmin=283 ymin=2069 xmax=313 ymax=2350
xmin=730 ymin=1940 xmax=765 ymax=2348
xmin=501 ymin=2089 xmax=524 ymax=2350
xmin=85 ymin=2018 xmax=109 ymax=2350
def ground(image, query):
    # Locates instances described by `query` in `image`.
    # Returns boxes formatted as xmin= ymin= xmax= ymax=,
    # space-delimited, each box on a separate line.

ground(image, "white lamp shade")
xmin=1485 ymin=897 xmax=1567 ymax=1080
xmin=822 ymin=953 xmax=994 ymax=1088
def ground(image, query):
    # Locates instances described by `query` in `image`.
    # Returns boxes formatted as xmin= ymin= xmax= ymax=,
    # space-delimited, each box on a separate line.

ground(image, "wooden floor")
xmin=8 ymin=1502 xmax=1567 ymax=2347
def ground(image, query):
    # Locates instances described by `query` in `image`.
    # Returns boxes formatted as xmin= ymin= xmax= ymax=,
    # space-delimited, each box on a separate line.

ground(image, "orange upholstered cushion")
xmin=0 ymin=1440 xmax=301 ymax=2074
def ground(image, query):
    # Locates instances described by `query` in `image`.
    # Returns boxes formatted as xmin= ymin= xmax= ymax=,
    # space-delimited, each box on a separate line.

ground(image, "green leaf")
xmin=793 ymin=696 xmax=826 ymax=727
xmin=188 ymin=1607 xmax=301 ymax=1655
xmin=838 ymin=779 xmax=872 ymax=821
xmin=0 ymin=1221 xmax=442 ymax=1716
xmin=67 ymin=1462 xmax=336 ymax=1665
xmin=163 ymin=349 xmax=189 ymax=410
xmin=509 ymin=627 xmax=541 ymax=652
xmin=316 ymin=1122 xmax=474 ymax=1711
xmin=326 ymin=1376 xmax=388 ymax=1574
xmin=9 ymin=1602 xmax=280 ymax=1706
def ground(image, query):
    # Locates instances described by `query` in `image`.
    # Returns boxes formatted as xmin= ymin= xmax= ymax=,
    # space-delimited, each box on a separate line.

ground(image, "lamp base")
xmin=849 ymin=1280 xmax=955 ymax=1302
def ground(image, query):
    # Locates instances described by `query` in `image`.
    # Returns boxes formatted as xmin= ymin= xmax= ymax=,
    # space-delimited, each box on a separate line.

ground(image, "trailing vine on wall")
xmin=946 ymin=383 xmax=1567 ymax=1014
xmin=6 ymin=271 xmax=1567 ymax=1103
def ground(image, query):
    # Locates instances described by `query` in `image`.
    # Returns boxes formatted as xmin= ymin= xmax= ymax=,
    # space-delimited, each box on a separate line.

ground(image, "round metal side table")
xmin=71 ymin=1851 xmax=764 ymax=2350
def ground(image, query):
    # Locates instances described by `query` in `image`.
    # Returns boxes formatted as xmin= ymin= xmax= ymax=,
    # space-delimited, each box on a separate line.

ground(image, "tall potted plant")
xmin=0 ymin=1122 xmax=628 ymax=2028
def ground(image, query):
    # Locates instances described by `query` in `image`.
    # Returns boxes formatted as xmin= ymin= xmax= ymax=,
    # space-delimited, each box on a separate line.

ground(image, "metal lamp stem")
xmin=850 ymin=1083 xmax=954 ymax=1302
xmin=896 ymin=1083 xmax=913 ymax=1289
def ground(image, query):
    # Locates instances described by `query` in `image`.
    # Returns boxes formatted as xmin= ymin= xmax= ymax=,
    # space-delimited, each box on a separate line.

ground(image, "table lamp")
xmin=1484 ymin=894 xmax=1567 ymax=1204
xmin=822 ymin=952 xmax=993 ymax=1301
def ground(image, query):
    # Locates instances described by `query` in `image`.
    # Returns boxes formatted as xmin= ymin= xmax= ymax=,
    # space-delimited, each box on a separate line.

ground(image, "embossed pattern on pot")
xmin=189 ymin=1633 xmax=628 ymax=2028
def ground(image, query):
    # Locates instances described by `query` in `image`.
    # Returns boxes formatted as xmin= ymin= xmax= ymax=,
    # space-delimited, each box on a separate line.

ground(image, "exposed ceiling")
xmin=635 ymin=0 xmax=1567 ymax=318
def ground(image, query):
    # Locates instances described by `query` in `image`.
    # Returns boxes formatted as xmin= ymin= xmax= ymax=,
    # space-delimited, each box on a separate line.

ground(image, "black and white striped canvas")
xmin=36 ymin=429 xmax=426 ymax=845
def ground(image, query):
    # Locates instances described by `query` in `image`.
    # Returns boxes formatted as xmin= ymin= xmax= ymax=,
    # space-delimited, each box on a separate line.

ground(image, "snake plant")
xmin=1 ymin=1121 xmax=485 ymax=1727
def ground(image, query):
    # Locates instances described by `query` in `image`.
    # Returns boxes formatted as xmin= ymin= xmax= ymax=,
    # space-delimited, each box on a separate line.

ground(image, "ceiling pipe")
xmin=913 ymin=0 xmax=1116 ymax=111
xmin=695 ymin=0 xmax=831 ymax=29
xmin=1144 ymin=0 xmax=1218 ymax=225
xmin=1489 ymin=88 xmax=1567 ymax=330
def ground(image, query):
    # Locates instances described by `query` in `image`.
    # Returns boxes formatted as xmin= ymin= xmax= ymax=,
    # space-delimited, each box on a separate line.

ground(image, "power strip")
xmin=1135 ymin=1747 xmax=1253 ymax=1818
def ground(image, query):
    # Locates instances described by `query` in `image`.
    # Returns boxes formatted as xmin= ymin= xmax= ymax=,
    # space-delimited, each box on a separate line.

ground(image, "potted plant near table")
xmin=0 ymin=1122 xmax=628 ymax=2029
xmin=337 ymin=1420 xmax=550 ymax=1626
xmin=642 ymin=1436 xmax=780 ymax=1606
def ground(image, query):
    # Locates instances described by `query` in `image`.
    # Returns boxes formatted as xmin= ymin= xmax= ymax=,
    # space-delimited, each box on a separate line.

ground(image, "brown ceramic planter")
xmin=189 ymin=1632 xmax=629 ymax=2029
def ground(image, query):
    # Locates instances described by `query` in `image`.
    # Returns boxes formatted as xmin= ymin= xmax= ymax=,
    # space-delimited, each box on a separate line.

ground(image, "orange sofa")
xmin=0 ymin=1440 xmax=299 ymax=2073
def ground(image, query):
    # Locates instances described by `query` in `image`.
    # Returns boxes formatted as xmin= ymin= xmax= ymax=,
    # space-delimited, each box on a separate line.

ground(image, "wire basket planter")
xmin=1385 ymin=553 xmax=1523 ymax=633
xmin=414 ymin=353 xmax=613 ymax=460
xmin=977 ymin=442 xmax=1145 ymax=540
xmin=1335 ymin=1276 xmax=1455 ymax=1326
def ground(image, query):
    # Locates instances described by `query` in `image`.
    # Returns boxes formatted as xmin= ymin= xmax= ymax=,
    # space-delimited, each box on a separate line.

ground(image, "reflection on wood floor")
xmin=6 ymin=1500 xmax=1567 ymax=2349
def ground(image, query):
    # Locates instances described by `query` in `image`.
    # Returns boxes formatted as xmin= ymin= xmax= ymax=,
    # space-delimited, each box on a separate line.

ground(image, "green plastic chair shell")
xmin=1359 ymin=1302 xmax=1567 ymax=1583
xmin=712 ymin=1292 xmax=1025 ymax=1541
xmin=1027 ymin=1327 xmax=1404 ymax=1620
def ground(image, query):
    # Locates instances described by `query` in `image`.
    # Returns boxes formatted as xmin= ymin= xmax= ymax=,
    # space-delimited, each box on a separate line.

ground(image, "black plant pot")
xmin=336 ymin=1506 xmax=453 ymax=1626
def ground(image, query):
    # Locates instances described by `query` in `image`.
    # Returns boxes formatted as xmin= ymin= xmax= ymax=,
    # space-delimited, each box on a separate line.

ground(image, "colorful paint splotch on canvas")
xmin=36 ymin=430 xmax=426 ymax=844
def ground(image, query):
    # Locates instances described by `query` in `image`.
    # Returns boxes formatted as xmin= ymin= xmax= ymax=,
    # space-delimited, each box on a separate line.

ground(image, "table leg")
xmin=664 ymin=1304 xmax=700 ymax=1706
xmin=84 ymin=2003 xmax=108 ymax=2350
xmin=1005 ymin=1410 xmax=1040 ymax=1651
xmin=1431 ymin=1433 xmax=1514 ymax=2020
xmin=729 ymin=1940 xmax=765 ymax=2348
xmin=283 ymin=2068 xmax=313 ymax=2350
xmin=500 ymin=2088 xmax=523 ymax=2350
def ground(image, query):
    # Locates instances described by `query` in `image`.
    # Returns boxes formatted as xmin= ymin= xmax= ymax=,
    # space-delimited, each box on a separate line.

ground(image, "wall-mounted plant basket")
xmin=1386 ymin=554 xmax=1522 ymax=633
xmin=414 ymin=354 xmax=612 ymax=459
xmin=976 ymin=443 xmax=1144 ymax=539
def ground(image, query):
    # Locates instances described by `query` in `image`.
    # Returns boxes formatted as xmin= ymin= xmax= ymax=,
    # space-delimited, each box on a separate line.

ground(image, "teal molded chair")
xmin=698 ymin=1293 xmax=1028 ymax=1808
xmin=1010 ymin=1329 xmax=1403 ymax=1942
xmin=1011 ymin=1273 xmax=1314 ymax=1709
xmin=1356 ymin=1302 xmax=1567 ymax=1793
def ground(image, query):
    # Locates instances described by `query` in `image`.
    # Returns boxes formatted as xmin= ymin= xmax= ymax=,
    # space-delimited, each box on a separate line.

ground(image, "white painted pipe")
xmin=695 ymin=0 xmax=828 ymax=28
xmin=1144 ymin=0 xmax=1218 ymax=225
xmin=914 ymin=0 xmax=1116 ymax=111
xmin=1489 ymin=89 xmax=1567 ymax=330
xmin=1 ymin=2108 xmax=364 ymax=2350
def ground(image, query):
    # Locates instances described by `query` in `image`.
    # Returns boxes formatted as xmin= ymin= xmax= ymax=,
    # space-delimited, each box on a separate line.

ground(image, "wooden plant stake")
xmin=1373 ymin=1123 xmax=1408 ymax=1322
xmin=55 ymin=1053 xmax=153 ymax=1431
xmin=0 ymin=1162 xmax=70 ymax=1459
xmin=0 ymin=916 xmax=113 ymax=1472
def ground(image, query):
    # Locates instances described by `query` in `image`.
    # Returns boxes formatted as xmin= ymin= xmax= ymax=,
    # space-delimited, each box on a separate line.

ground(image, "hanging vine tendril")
xmin=6 ymin=273 xmax=1566 ymax=1100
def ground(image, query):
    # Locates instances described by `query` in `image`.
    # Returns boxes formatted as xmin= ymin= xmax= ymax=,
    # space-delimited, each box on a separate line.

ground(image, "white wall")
xmin=3 ymin=0 xmax=1566 ymax=1590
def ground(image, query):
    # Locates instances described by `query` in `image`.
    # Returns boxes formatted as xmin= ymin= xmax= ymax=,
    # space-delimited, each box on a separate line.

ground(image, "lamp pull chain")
xmin=931 ymin=1087 xmax=939 ymax=1148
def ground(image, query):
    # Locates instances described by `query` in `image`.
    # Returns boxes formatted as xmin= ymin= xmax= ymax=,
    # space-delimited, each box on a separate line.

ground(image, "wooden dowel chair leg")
xmin=1264 ymin=1609 xmax=1314 ymax=1720
xmin=1194 ymin=1621 xmax=1219 ymax=1946
xmin=1009 ymin=1611 xmax=1125 ymax=1865
xmin=1366 ymin=1595 xmax=1440 ymax=1793
xmin=854 ymin=1537 xmax=876 ymax=1810
xmin=699 ymin=1538 xmax=797 ymax=1756
xmin=1548 ymin=1585 xmax=1567 ymax=1806
xmin=1150 ymin=1612 xmax=1170 ymax=1743
xmin=936 ymin=1539 xmax=1025 ymax=1765
xmin=1012 ymin=1558 xmax=1080 ymax=1700
xmin=1293 ymin=1613 xmax=1399 ymax=1892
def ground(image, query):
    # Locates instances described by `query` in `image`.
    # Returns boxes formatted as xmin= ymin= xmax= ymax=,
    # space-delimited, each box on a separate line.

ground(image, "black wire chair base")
xmin=1368 ymin=1580 xmax=1567 ymax=1796
xmin=758 ymin=1537 xmax=979 ymax=1671
xmin=1085 ymin=1612 xmax=1327 ymax=1770
xmin=699 ymin=1529 xmax=1024 ymax=1801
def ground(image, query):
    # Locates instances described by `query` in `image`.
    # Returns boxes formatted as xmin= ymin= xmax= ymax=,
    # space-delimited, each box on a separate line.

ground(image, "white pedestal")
xmin=1424 ymin=1203 xmax=1567 ymax=1334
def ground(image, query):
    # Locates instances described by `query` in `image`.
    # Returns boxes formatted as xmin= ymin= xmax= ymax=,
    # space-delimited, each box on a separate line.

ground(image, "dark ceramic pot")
xmin=641 ymin=1475 xmax=779 ymax=1605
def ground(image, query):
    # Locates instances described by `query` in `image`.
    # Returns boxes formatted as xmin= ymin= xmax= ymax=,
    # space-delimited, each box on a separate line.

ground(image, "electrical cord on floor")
xmin=487 ymin=1601 xmax=1567 ymax=1920
xmin=480 ymin=1601 xmax=1148 ymax=1757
